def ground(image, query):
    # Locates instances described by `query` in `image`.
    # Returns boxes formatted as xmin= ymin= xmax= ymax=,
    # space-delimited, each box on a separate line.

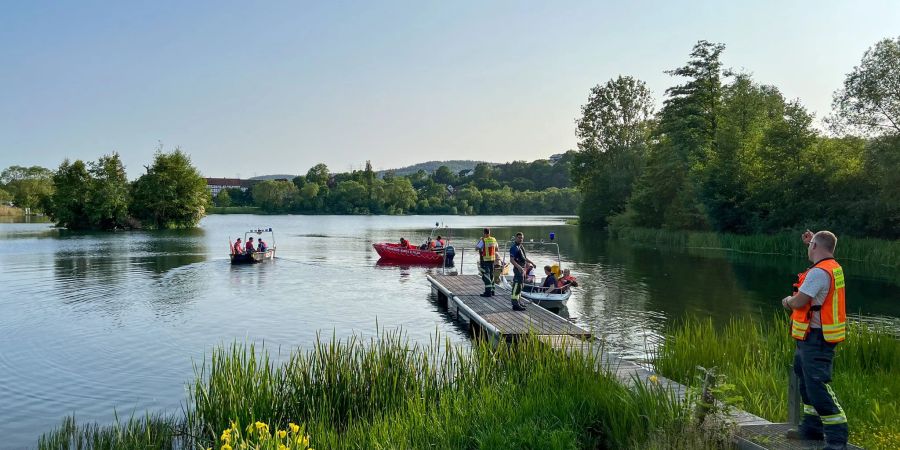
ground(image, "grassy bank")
xmin=38 ymin=332 xmax=728 ymax=450
xmin=0 ymin=205 xmax=24 ymax=216
xmin=653 ymin=315 xmax=900 ymax=449
xmin=609 ymin=225 xmax=900 ymax=268
xmin=207 ymin=206 xmax=264 ymax=214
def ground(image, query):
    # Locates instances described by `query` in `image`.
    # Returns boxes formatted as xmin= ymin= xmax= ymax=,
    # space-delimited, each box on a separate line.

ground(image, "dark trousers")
xmin=794 ymin=328 xmax=848 ymax=447
xmin=511 ymin=270 xmax=523 ymax=301
xmin=479 ymin=261 xmax=494 ymax=293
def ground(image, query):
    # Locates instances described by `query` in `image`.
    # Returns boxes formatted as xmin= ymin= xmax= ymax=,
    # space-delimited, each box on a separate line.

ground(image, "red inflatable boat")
xmin=372 ymin=243 xmax=446 ymax=264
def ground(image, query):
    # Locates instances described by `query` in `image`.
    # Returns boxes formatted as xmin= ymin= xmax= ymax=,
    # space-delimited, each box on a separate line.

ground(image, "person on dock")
xmin=476 ymin=227 xmax=499 ymax=297
xmin=232 ymin=238 xmax=244 ymax=255
xmin=509 ymin=232 xmax=535 ymax=311
xmin=781 ymin=230 xmax=847 ymax=449
xmin=246 ymin=236 xmax=256 ymax=253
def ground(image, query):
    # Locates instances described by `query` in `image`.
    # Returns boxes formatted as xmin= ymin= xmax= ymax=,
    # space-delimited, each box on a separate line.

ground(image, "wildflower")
xmin=255 ymin=421 xmax=269 ymax=434
xmin=221 ymin=445 xmax=232 ymax=450
xmin=649 ymin=375 xmax=659 ymax=384
xmin=289 ymin=422 xmax=300 ymax=434
xmin=221 ymin=428 xmax=232 ymax=443
xmin=278 ymin=430 xmax=287 ymax=439
xmin=279 ymin=445 xmax=287 ymax=450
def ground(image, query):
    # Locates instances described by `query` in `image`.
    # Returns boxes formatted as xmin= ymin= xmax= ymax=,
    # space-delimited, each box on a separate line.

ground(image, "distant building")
xmin=205 ymin=178 xmax=257 ymax=197
xmin=548 ymin=153 xmax=564 ymax=164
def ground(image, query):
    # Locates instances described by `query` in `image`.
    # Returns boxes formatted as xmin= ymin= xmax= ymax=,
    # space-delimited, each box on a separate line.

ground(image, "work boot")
xmin=490 ymin=289 xmax=495 ymax=297
xmin=512 ymin=300 xmax=526 ymax=311
xmin=785 ymin=429 xmax=824 ymax=441
xmin=480 ymin=290 xmax=491 ymax=297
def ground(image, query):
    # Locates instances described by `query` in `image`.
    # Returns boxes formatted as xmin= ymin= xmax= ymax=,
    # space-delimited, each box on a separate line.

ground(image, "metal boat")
xmin=230 ymin=227 xmax=276 ymax=264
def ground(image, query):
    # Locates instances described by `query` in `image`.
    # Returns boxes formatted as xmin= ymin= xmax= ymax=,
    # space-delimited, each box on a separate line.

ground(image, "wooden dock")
xmin=426 ymin=273 xmax=863 ymax=450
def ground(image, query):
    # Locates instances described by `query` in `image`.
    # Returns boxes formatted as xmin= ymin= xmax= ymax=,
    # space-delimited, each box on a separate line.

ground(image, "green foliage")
xmin=0 ymin=165 xmax=54 ymax=212
xmin=653 ymin=315 xmax=900 ymax=449
xmin=86 ymin=153 xmax=130 ymax=229
xmin=571 ymin=37 xmax=900 ymax=239
xmin=251 ymin=180 xmax=298 ymax=212
xmin=215 ymin=189 xmax=232 ymax=207
xmin=48 ymin=159 xmax=93 ymax=229
xmin=130 ymin=149 xmax=210 ymax=229
xmin=831 ymin=36 xmax=900 ymax=136
xmin=37 ymin=414 xmax=183 ymax=450
xmin=573 ymin=76 xmax=654 ymax=226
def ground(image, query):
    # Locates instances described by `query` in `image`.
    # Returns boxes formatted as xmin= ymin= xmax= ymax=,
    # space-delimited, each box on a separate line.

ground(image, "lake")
xmin=1 ymin=215 xmax=897 ymax=448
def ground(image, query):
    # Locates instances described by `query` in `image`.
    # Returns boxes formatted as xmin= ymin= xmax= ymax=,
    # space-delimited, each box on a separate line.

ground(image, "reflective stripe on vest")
xmin=480 ymin=237 xmax=498 ymax=262
xmin=790 ymin=258 xmax=846 ymax=343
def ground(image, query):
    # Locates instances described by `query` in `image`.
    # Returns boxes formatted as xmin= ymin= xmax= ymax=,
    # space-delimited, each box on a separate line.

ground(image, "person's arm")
xmin=782 ymin=292 xmax=812 ymax=310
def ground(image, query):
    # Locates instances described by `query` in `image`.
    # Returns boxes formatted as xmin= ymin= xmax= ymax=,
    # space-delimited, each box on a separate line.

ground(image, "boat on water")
xmin=497 ymin=232 xmax=575 ymax=307
xmin=230 ymin=227 xmax=276 ymax=265
xmin=373 ymin=223 xmax=456 ymax=266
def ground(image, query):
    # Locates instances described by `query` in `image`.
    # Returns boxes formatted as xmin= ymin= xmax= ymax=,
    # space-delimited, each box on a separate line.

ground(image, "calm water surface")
xmin=1 ymin=215 xmax=897 ymax=448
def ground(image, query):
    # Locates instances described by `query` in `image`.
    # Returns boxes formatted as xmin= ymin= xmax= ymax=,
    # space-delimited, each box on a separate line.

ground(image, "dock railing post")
xmin=788 ymin=370 xmax=802 ymax=426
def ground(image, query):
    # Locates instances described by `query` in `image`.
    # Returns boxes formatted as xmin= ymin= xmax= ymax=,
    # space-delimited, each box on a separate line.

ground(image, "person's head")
xmin=563 ymin=269 xmax=570 ymax=276
xmin=544 ymin=265 xmax=552 ymax=274
xmin=515 ymin=232 xmax=524 ymax=243
xmin=525 ymin=262 xmax=533 ymax=271
xmin=808 ymin=231 xmax=837 ymax=262
xmin=483 ymin=227 xmax=491 ymax=237
xmin=248 ymin=237 xmax=254 ymax=242
xmin=259 ymin=239 xmax=265 ymax=244
xmin=436 ymin=235 xmax=442 ymax=240
xmin=236 ymin=238 xmax=242 ymax=242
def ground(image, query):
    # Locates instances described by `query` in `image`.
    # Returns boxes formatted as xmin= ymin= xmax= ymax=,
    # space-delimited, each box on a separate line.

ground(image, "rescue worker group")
xmin=476 ymin=227 xmax=849 ymax=449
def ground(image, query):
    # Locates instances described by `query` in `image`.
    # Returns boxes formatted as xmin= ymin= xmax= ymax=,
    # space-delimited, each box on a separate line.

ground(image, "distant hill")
xmin=249 ymin=174 xmax=297 ymax=181
xmin=377 ymin=160 xmax=487 ymax=177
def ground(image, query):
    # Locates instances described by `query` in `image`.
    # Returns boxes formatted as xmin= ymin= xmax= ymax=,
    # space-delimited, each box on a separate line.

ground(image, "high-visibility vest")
xmin=479 ymin=237 xmax=498 ymax=262
xmin=790 ymin=258 xmax=846 ymax=343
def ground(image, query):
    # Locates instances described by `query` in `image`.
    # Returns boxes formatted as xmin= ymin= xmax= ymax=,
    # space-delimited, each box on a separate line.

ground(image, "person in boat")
xmin=246 ymin=237 xmax=256 ymax=253
xmin=233 ymin=238 xmax=244 ymax=255
xmin=434 ymin=235 xmax=445 ymax=249
xmin=558 ymin=269 xmax=578 ymax=291
xmin=509 ymin=232 xmax=535 ymax=310
xmin=257 ymin=239 xmax=268 ymax=253
xmin=476 ymin=227 xmax=499 ymax=297
xmin=421 ymin=237 xmax=433 ymax=250
xmin=541 ymin=265 xmax=559 ymax=294
xmin=399 ymin=237 xmax=409 ymax=248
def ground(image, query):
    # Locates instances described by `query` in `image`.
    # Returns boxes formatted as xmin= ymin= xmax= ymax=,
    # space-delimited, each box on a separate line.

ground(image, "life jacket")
xmin=246 ymin=241 xmax=255 ymax=252
xmin=436 ymin=239 xmax=445 ymax=248
xmin=233 ymin=242 xmax=243 ymax=254
xmin=479 ymin=237 xmax=498 ymax=262
xmin=790 ymin=258 xmax=846 ymax=343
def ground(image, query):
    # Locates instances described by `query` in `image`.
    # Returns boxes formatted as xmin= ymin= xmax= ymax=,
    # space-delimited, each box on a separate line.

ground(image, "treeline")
xmin=1 ymin=150 xmax=209 ymax=230
xmin=216 ymin=157 xmax=580 ymax=215
xmin=573 ymin=37 xmax=900 ymax=239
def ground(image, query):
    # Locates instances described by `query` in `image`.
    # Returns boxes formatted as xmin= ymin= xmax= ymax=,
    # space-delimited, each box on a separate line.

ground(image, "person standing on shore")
xmin=476 ymin=228 xmax=498 ymax=297
xmin=782 ymin=230 xmax=848 ymax=449
xmin=509 ymin=232 xmax=535 ymax=311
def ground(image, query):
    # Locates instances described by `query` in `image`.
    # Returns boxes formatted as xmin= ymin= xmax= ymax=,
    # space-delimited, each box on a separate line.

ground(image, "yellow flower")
xmin=289 ymin=423 xmax=300 ymax=434
xmin=278 ymin=430 xmax=287 ymax=439
xmin=649 ymin=375 xmax=659 ymax=384
xmin=221 ymin=428 xmax=232 ymax=443
xmin=278 ymin=445 xmax=287 ymax=450
xmin=221 ymin=445 xmax=232 ymax=450
xmin=255 ymin=421 xmax=269 ymax=433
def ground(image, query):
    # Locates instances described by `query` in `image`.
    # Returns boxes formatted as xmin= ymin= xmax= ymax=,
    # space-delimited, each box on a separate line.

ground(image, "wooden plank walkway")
xmin=426 ymin=273 xmax=862 ymax=449
xmin=427 ymin=274 xmax=589 ymax=338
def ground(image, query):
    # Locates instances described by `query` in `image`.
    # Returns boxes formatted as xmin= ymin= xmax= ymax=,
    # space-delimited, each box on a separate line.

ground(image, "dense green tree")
xmin=382 ymin=177 xmax=417 ymax=213
xmin=86 ymin=153 xmax=130 ymax=229
xmin=0 ymin=165 xmax=54 ymax=212
xmin=215 ymin=189 xmax=233 ymax=207
xmin=331 ymin=180 xmax=369 ymax=213
xmin=831 ymin=36 xmax=900 ymax=136
xmin=0 ymin=187 xmax=11 ymax=203
xmin=306 ymin=163 xmax=330 ymax=186
xmin=131 ymin=149 xmax=210 ymax=229
xmin=251 ymin=180 xmax=297 ymax=211
xmin=48 ymin=160 xmax=92 ymax=229
xmin=573 ymin=75 xmax=655 ymax=226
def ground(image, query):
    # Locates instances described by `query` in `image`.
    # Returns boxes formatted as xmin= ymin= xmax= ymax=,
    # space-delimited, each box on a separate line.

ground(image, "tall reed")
xmin=652 ymin=314 xmax=900 ymax=449
xmin=40 ymin=330 xmax=726 ymax=449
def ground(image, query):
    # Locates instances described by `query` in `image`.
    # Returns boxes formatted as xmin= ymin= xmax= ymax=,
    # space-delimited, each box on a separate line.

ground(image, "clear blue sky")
xmin=2 ymin=1 xmax=898 ymax=178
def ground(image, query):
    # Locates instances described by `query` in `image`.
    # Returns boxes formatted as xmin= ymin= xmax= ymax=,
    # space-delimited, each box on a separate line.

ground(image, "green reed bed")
xmin=39 ymin=331 xmax=727 ymax=450
xmin=652 ymin=315 xmax=900 ymax=449
xmin=610 ymin=226 xmax=900 ymax=268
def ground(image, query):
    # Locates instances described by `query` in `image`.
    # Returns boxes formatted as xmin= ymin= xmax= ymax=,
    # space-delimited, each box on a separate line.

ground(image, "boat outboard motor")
xmin=443 ymin=245 xmax=456 ymax=267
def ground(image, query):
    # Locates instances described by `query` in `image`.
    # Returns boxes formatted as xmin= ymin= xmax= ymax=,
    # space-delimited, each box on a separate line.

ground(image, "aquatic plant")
xmin=653 ymin=314 xmax=900 ymax=449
